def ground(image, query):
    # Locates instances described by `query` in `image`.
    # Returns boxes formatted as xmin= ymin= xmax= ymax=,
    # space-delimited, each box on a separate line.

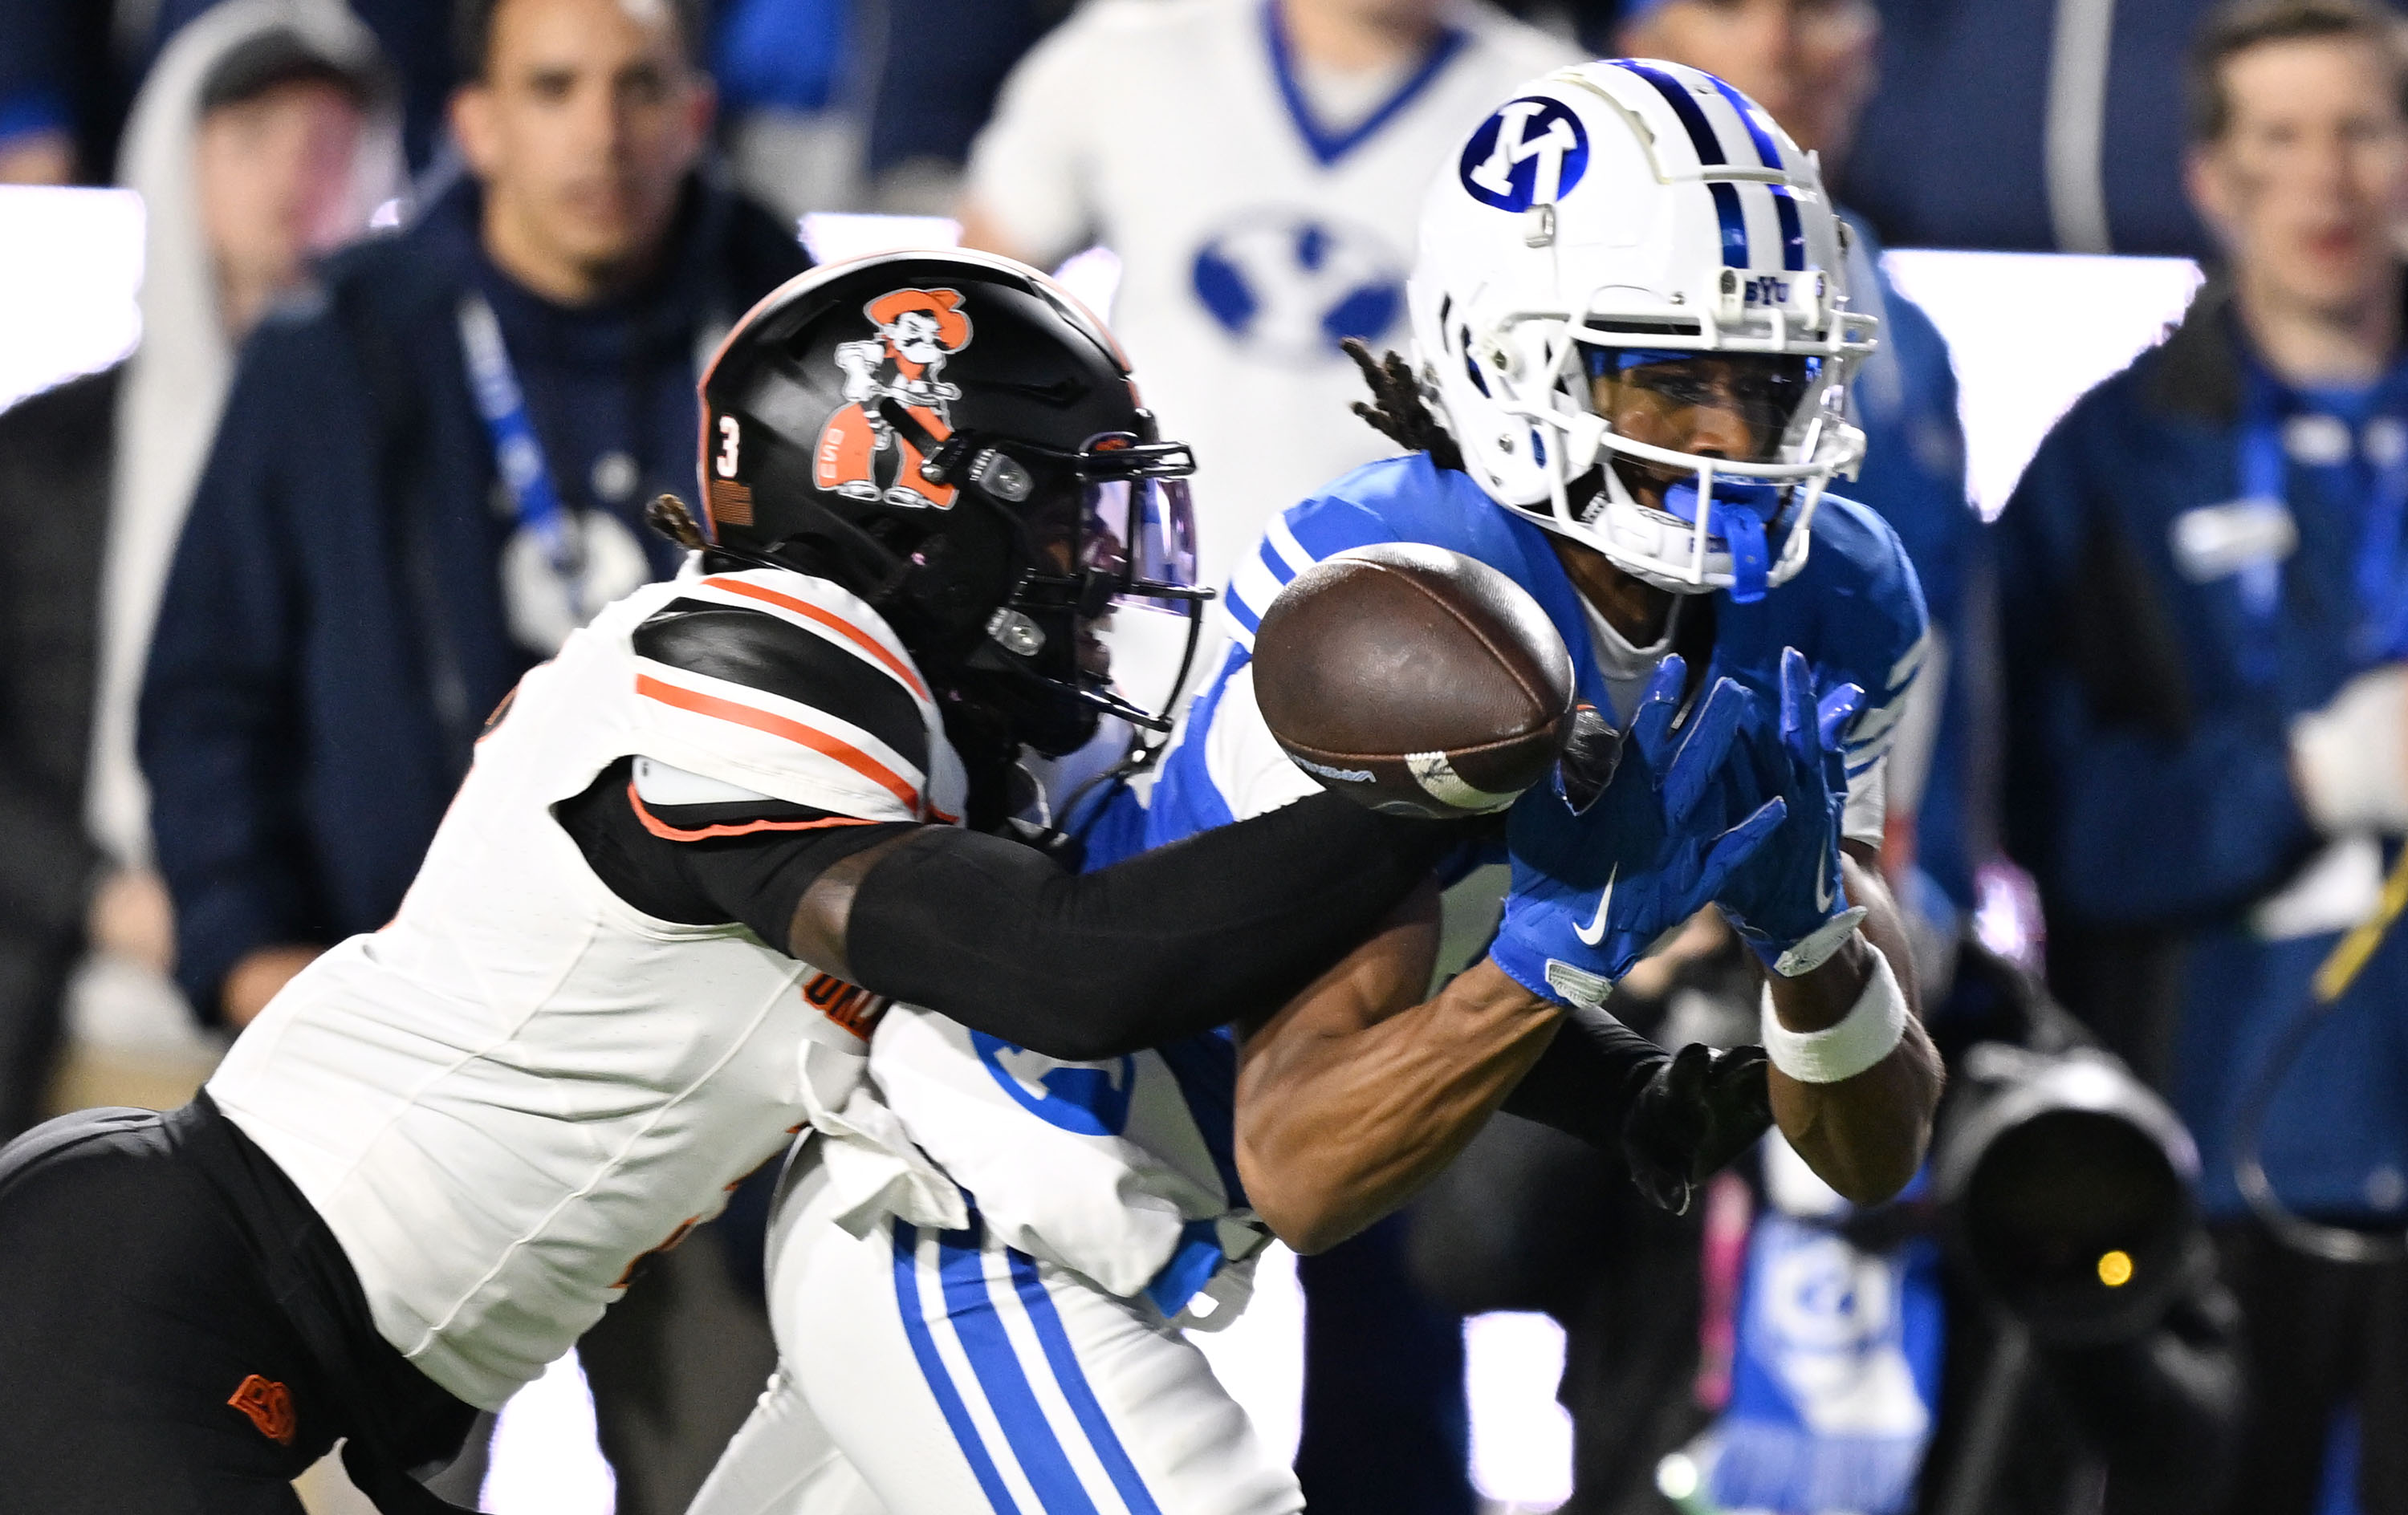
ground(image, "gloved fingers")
xmin=1628 ymin=654 xmax=1687 ymax=757
xmin=1664 ymin=676 xmax=1753 ymax=824
xmin=1708 ymin=1044 xmax=1774 ymax=1127
xmin=1696 ymin=796 xmax=1788 ymax=899
xmin=1663 ymin=1040 xmax=1713 ymax=1111
xmin=1556 ymin=705 xmax=1621 ymax=814
xmin=1778 ymin=647 xmax=1815 ymax=757
xmin=1815 ymin=681 xmax=1865 ymax=755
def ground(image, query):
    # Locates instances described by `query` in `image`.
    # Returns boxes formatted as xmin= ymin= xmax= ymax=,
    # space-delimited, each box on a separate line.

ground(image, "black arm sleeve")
xmin=845 ymin=792 xmax=1463 ymax=1060
xmin=557 ymin=762 xmax=1463 ymax=1060
xmin=552 ymin=758 xmax=916 ymax=942
xmin=1498 ymin=1005 xmax=1668 ymax=1149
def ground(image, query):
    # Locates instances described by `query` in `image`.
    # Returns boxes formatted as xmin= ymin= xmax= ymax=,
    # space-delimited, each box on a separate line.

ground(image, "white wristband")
xmin=1759 ymin=946 xmax=1906 ymax=1084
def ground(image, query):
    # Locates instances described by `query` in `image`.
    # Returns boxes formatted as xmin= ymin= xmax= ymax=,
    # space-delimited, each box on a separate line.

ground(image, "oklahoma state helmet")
xmin=694 ymin=250 xmax=1206 ymax=756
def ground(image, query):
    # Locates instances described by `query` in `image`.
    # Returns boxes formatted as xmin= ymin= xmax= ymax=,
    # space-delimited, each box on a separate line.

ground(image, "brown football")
xmin=1251 ymin=542 xmax=1576 ymax=818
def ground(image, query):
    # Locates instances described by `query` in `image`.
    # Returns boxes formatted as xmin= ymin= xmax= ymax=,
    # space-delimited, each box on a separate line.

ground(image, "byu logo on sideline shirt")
xmin=970 ymin=1031 xmax=1137 ymax=1136
xmin=1190 ymin=212 xmax=1405 ymax=365
xmin=1459 ymin=95 xmax=1588 ymax=211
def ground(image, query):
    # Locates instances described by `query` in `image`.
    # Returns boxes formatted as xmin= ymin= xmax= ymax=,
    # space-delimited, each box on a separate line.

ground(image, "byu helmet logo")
xmin=1459 ymin=96 xmax=1589 ymax=212
xmin=1190 ymin=213 xmax=1405 ymax=366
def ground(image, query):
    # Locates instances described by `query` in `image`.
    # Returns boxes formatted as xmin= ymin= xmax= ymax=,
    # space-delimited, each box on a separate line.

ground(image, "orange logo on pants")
xmin=228 ymin=1374 xmax=296 ymax=1445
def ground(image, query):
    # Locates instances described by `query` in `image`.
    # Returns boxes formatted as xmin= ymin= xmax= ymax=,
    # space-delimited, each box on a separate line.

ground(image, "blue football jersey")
xmin=1146 ymin=452 xmax=1931 ymax=848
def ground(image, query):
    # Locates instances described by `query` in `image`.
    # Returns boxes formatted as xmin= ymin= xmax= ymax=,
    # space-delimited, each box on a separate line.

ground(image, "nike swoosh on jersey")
xmin=1815 ymin=851 xmax=1835 ymax=912
xmin=1575 ymin=865 xmax=1619 ymax=947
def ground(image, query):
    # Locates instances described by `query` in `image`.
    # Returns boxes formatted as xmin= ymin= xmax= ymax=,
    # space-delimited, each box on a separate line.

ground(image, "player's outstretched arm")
xmin=775 ymin=790 xmax=1466 ymax=1062
xmin=1230 ymin=884 xmax=1560 ymax=1254
xmin=1759 ymin=846 xmax=1942 ymax=1204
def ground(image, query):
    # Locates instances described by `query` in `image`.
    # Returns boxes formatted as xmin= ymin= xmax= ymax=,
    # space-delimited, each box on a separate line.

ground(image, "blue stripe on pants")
xmin=1007 ymin=1250 xmax=1166 ymax=1515
xmin=891 ymin=1220 xmax=1024 ymax=1514
xmin=937 ymin=1220 xmax=1105 ymax=1515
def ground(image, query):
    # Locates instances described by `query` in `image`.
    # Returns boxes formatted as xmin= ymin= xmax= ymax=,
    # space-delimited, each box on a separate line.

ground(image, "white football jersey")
xmin=206 ymin=567 xmax=964 ymax=1410
xmin=967 ymin=0 xmax=1579 ymax=603
xmin=868 ymin=1007 xmax=1267 ymax=1329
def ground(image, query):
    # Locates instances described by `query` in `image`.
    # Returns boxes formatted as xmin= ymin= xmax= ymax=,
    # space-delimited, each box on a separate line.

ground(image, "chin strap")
xmin=1663 ymin=478 xmax=1783 ymax=603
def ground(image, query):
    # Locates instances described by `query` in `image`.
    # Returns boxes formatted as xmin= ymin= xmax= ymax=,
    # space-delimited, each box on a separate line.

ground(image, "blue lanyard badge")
xmin=458 ymin=294 xmax=653 ymax=653
xmin=460 ymin=293 xmax=571 ymax=563
xmin=2237 ymin=369 xmax=2408 ymax=663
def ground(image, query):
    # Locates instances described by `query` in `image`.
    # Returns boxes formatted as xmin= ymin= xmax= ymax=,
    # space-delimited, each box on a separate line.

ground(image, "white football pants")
xmin=688 ymin=1141 xmax=1302 ymax=1515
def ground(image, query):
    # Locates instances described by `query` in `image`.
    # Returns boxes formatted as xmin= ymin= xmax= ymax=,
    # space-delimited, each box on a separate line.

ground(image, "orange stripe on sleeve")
xmin=702 ymin=577 xmax=932 ymax=702
xmin=625 ymin=778 xmax=888 ymax=842
xmin=635 ymin=675 xmax=921 ymax=813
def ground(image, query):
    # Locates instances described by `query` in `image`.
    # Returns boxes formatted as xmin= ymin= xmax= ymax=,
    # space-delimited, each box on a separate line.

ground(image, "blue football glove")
xmin=1491 ymin=658 xmax=1788 ymax=1007
xmin=1714 ymin=646 xmax=1869 ymax=977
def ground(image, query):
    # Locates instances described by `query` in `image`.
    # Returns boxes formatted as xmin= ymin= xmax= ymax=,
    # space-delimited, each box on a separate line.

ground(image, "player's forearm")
xmin=815 ymin=793 xmax=1462 ymax=1061
xmin=1237 ymin=956 xmax=1559 ymax=1254
xmin=1763 ymin=853 xmax=1942 ymax=1204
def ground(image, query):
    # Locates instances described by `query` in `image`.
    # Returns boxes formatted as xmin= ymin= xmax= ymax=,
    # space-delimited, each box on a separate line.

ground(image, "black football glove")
xmin=1620 ymin=1042 xmax=1773 ymax=1214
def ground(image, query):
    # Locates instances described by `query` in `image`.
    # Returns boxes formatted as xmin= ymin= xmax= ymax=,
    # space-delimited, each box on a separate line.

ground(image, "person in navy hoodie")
xmin=138 ymin=0 xmax=805 ymax=1506
xmin=1999 ymin=4 xmax=2408 ymax=1510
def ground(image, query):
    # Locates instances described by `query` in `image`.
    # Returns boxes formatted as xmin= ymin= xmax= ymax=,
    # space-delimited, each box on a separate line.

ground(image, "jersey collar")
xmin=1259 ymin=0 xmax=1468 ymax=168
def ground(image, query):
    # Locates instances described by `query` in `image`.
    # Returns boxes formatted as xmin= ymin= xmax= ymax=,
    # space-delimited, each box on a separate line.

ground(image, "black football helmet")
xmin=691 ymin=250 xmax=1209 ymax=760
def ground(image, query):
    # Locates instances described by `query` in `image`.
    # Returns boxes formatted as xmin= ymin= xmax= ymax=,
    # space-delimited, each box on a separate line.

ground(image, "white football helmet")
xmin=1409 ymin=59 xmax=1877 ymax=599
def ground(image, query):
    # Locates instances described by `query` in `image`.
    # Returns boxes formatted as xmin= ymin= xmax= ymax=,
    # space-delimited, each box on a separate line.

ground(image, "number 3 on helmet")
xmin=694 ymin=251 xmax=1209 ymax=758
xmin=1410 ymin=60 xmax=1877 ymax=601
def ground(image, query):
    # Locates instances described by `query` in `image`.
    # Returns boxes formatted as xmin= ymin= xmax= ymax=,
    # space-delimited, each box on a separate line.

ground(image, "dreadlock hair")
xmin=1344 ymin=339 xmax=1465 ymax=473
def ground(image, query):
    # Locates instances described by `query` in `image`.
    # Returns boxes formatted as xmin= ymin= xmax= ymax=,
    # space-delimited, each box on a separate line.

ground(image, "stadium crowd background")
xmin=0 ymin=1 xmax=2401 ymax=1513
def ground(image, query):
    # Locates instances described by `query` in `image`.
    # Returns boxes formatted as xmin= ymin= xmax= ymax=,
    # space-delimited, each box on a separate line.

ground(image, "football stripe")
xmin=635 ymin=674 xmax=921 ymax=812
xmin=701 ymin=575 xmax=932 ymax=701
xmin=634 ymin=599 xmax=930 ymax=776
xmin=626 ymin=779 xmax=881 ymax=842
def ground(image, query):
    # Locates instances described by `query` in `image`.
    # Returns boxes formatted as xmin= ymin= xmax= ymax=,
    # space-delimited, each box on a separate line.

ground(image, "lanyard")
xmin=458 ymin=292 xmax=581 ymax=579
xmin=2238 ymin=366 xmax=2408 ymax=664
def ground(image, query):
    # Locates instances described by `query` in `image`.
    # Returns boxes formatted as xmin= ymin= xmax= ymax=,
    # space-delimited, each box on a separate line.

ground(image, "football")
xmin=1251 ymin=542 xmax=1576 ymax=818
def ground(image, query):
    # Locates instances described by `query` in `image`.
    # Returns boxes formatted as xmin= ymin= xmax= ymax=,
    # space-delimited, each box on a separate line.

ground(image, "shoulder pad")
xmin=628 ymin=574 xmax=938 ymax=819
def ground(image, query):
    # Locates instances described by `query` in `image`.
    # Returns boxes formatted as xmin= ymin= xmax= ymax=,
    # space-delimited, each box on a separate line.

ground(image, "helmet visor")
xmin=1015 ymin=433 xmax=1202 ymax=612
xmin=1084 ymin=475 xmax=1199 ymax=611
xmin=1580 ymin=347 xmax=1823 ymax=468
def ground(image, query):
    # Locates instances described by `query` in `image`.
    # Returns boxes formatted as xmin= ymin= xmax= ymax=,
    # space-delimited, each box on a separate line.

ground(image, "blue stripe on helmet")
xmin=1768 ymin=184 xmax=1806 ymax=270
xmin=891 ymin=1221 xmax=1026 ymax=1514
xmin=1613 ymin=61 xmax=1727 ymax=166
xmin=1704 ymin=75 xmax=1784 ymax=169
xmin=936 ymin=1218 xmax=1104 ymax=1515
xmin=1707 ymin=181 xmax=1749 ymax=267
xmin=1006 ymin=1251 xmax=1168 ymax=1515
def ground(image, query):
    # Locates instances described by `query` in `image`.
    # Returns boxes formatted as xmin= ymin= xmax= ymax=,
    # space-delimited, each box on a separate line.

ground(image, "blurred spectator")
xmin=138 ymin=1 xmax=803 ymax=1500
xmin=863 ymin=0 xmax=1059 ymax=211
xmin=961 ymin=4 xmax=1575 ymax=1513
xmin=0 ymin=0 xmax=116 ymax=181
xmin=150 ymin=0 xmax=462 ymax=172
xmin=0 ymin=0 xmax=396 ymax=1140
xmin=1620 ymin=0 xmax=1982 ymax=911
xmin=1845 ymin=0 xmax=2222 ymax=255
xmin=960 ymin=0 xmax=1579 ymax=705
xmin=1998 ymin=2 xmax=2408 ymax=1510
xmin=715 ymin=0 xmax=862 ymax=221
